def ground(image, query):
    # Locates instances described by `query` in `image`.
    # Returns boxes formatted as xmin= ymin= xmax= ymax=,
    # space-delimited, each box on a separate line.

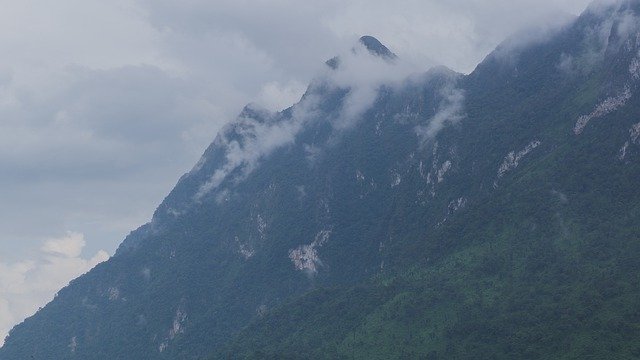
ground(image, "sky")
xmin=0 ymin=0 xmax=599 ymax=345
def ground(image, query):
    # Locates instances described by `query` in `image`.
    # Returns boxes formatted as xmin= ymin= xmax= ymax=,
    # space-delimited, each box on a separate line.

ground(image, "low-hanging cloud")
xmin=323 ymin=39 xmax=426 ymax=131
xmin=254 ymin=80 xmax=308 ymax=112
xmin=0 ymin=232 xmax=109 ymax=346
xmin=557 ymin=1 xmax=640 ymax=75
xmin=195 ymin=38 xmax=425 ymax=200
xmin=491 ymin=12 xmax=577 ymax=66
xmin=559 ymin=8 xmax=615 ymax=74
xmin=195 ymin=94 xmax=322 ymax=200
xmin=415 ymin=85 xmax=466 ymax=144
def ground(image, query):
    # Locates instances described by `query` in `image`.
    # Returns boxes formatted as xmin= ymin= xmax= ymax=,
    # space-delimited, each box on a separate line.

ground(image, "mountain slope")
xmin=215 ymin=2 xmax=640 ymax=358
xmin=0 ymin=36 xmax=463 ymax=359
xmin=4 ymin=2 xmax=640 ymax=359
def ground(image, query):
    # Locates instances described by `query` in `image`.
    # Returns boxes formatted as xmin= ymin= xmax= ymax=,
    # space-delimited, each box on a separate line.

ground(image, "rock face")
xmin=5 ymin=2 xmax=640 ymax=359
xmin=359 ymin=35 xmax=398 ymax=60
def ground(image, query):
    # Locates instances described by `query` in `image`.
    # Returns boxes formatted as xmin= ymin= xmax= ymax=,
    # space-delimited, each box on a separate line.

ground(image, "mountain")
xmin=4 ymin=1 xmax=640 ymax=359
xmin=358 ymin=35 xmax=397 ymax=60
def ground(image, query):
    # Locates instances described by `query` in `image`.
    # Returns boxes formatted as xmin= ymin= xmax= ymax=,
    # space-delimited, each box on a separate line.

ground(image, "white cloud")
xmin=255 ymin=80 xmax=307 ymax=112
xmin=324 ymin=40 xmax=424 ymax=130
xmin=195 ymin=94 xmax=322 ymax=200
xmin=41 ymin=231 xmax=85 ymax=258
xmin=194 ymin=39 xmax=426 ymax=200
xmin=416 ymin=85 xmax=466 ymax=143
xmin=0 ymin=232 xmax=108 ymax=346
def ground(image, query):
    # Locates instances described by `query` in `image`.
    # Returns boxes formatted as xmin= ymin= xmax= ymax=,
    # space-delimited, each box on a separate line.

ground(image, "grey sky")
xmin=0 ymin=0 xmax=595 ymax=345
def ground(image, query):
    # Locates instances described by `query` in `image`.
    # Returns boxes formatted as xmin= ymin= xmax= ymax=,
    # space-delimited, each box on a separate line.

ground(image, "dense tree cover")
xmin=217 ymin=150 xmax=640 ymax=358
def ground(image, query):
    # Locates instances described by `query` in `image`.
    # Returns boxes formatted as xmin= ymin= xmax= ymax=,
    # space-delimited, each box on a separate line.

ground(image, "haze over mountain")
xmin=4 ymin=0 xmax=640 ymax=358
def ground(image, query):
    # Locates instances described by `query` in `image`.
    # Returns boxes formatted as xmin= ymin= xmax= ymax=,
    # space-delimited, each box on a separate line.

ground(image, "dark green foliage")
xmin=219 ymin=154 xmax=640 ymax=358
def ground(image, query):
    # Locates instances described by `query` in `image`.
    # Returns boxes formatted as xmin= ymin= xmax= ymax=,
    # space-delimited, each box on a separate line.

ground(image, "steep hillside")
xmin=216 ymin=1 xmax=640 ymax=358
xmin=4 ymin=1 xmax=640 ymax=359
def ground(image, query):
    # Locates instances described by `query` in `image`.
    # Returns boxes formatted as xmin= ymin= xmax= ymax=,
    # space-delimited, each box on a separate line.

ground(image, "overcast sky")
xmin=0 ymin=0 xmax=598 ymax=345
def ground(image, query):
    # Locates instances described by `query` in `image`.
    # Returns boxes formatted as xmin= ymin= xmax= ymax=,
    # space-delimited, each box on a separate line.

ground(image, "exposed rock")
xmin=289 ymin=230 xmax=332 ymax=274
xmin=496 ymin=140 xmax=541 ymax=180
xmin=574 ymin=87 xmax=632 ymax=135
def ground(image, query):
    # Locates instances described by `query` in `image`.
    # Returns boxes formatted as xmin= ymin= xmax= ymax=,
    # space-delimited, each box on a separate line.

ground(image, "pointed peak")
xmin=324 ymin=35 xmax=398 ymax=70
xmin=358 ymin=35 xmax=397 ymax=60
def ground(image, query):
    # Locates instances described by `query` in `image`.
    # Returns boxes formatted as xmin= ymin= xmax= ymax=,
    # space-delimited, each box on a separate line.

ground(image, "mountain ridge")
xmin=4 ymin=1 xmax=640 ymax=358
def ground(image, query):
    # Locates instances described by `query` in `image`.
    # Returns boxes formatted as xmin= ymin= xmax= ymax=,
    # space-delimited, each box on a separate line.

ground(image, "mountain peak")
xmin=325 ymin=35 xmax=397 ymax=69
xmin=358 ymin=35 xmax=397 ymax=60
